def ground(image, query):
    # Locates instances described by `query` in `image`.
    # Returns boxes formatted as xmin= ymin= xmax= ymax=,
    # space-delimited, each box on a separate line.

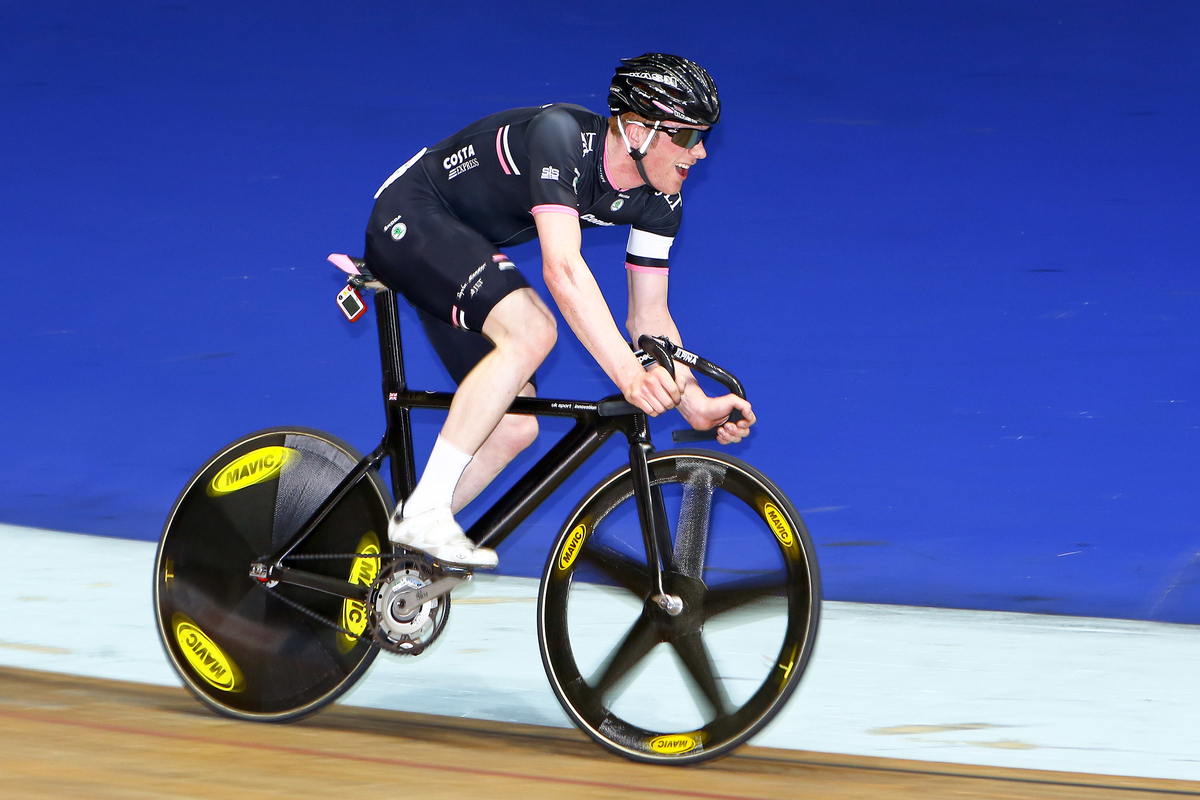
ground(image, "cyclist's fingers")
xmin=639 ymin=374 xmax=677 ymax=411
xmin=729 ymin=396 xmax=755 ymax=426
xmin=716 ymin=424 xmax=739 ymax=445
xmin=653 ymin=383 xmax=679 ymax=410
xmin=625 ymin=374 xmax=657 ymax=416
xmin=650 ymin=366 xmax=682 ymax=404
xmin=630 ymin=387 xmax=665 ymax=416
xmin=644 ymin=394 xmax=666 ymax=416
xmin=714 ymin=399 xmax=755 ymax=442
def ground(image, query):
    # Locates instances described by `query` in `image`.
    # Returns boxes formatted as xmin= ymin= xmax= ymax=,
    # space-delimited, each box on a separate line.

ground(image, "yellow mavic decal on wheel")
xmin=557 ymin=522 xmax=588 ymax=572
xmin=647 ymin=731 xmax=704 ymax=755
xmin=761 ymin=501 xmax=795 ymax=548
xmin=778 ymin=642 xmax=800 ymax=685
xmin=207 ymin=446 xmax=297 ymax=496
xmin=172 ymin=613 xmax=245 ymax=693
xmin=338 ymin=531 xmax=381 ymax=653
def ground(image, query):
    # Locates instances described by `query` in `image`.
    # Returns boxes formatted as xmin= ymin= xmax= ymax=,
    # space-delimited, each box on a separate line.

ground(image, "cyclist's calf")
xmin=452 ymin=399 xmax=540 ymax=511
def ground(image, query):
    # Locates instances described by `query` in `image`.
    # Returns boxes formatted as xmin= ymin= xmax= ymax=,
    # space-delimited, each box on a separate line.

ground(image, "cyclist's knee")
xmin=526 ymin=305 xmax=557 ymax=359
xmin=486 ymin=290 xmax=557 ymax=359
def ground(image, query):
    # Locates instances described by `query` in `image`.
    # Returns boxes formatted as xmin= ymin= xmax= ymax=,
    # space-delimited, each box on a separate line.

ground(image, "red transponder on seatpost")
xmin=336 ymin=284 xmax=367 ymax=322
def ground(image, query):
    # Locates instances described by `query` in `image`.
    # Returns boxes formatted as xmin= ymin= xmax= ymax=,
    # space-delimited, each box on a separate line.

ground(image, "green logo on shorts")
xmin=390 ymin=222 xmax=407 ymax=241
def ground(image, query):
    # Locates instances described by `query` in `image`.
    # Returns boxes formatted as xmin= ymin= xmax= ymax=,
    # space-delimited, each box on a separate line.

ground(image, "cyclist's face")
xmin=634 ymin=124 xmax=709 ymax=194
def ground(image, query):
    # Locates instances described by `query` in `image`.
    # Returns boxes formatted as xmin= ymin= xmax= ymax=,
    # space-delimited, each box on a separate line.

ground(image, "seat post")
xmin=374 ymin=289 xmax=417 ymax=504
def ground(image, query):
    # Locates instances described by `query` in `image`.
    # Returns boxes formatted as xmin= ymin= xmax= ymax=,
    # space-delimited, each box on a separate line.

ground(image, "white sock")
xmin=401 ymin=436 xmax=474 ymax=519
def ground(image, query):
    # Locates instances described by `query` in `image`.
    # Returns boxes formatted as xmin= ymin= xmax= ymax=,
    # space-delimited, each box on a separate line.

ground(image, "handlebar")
xmin=633 ymin=335 xmax=748 ymax=444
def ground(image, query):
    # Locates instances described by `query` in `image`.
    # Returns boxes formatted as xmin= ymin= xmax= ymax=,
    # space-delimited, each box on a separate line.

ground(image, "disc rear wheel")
xmin=153 ymin=428 xmax=392 ymax=721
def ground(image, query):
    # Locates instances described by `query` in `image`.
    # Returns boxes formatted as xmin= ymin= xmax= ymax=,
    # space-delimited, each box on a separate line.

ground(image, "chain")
xmin=281 ymin=551 xmax=398 ymax=561
xmin=261 ymin=548 xmax=433 ymax=646
xmin=251 ymin=551 xmax=398 ymax=644
xmin=260 ymin=582 xmax=374 ymax=645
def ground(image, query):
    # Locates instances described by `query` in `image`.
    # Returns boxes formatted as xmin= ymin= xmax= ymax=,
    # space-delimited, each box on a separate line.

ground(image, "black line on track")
xmin=733 ymin=752 xmax=1200 ymax=796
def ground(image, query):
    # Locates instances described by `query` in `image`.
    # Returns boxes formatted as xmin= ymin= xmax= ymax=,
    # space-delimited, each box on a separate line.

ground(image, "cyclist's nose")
xmin=690 ymin=140 xmax=707 ymax=159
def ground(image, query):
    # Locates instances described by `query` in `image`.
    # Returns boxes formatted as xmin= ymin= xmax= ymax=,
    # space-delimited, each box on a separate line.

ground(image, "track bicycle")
xmin=153 ymin=254 xmax=821 ymax=764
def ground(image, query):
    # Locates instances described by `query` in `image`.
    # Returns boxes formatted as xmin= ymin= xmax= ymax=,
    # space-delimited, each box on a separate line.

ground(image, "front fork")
xmin=626 ymin=419 xmax=684 ymax=616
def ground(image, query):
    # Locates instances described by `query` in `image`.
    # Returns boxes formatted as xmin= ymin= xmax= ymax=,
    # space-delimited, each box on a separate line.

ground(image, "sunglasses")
xmin=629 ymin=120 xmax=711 ymax=149
xmin=658 ymin=125 xmax=711 ymax=149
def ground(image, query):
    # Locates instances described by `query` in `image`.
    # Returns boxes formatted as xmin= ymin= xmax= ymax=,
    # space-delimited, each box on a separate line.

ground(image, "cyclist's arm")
xmin=535 ymin=210 xmax=680 ymax=415
xmin=626 ymin=268 xmax=755 ymax=444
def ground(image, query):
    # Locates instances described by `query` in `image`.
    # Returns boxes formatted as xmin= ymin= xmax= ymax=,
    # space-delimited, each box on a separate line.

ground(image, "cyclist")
xmin=365 ymin=53 xmax=754 ymax=568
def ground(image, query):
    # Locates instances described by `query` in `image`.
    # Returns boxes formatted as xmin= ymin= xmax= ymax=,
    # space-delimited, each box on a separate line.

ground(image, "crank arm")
xmin=388 ymin=573 xmax=471 ymax=613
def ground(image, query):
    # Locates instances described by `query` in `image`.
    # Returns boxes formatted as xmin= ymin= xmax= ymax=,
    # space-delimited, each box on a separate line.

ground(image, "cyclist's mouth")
xmin=676 ymin=164 xmax=690 ymax=180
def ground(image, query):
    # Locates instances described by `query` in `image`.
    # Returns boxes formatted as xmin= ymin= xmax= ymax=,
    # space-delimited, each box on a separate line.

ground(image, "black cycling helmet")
xmin=608 ymin=53 xmax=720 ymax=128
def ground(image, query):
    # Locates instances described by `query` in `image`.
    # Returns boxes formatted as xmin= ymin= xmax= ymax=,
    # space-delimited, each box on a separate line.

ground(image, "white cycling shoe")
xmin=387 ymin=505 xmax=498 ymax=569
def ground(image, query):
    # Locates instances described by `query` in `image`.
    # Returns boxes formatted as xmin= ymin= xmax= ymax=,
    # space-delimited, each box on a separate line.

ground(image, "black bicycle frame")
xmin=252 ymin=288 xmax=674 ymax=604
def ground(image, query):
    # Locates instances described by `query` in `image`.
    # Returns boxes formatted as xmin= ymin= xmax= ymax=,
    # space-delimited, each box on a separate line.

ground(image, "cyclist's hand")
xmin=624 ymin=365 xmax=682 ymax=416
xmin=680 ymin=393 xmax=755 ymax=444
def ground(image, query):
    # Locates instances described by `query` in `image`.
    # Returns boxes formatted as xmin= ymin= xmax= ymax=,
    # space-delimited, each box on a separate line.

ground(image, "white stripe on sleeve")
xmin=626 ymin=228 xmax=675 ymax=260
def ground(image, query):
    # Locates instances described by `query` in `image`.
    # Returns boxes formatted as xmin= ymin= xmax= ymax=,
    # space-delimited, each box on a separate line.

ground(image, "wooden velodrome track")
xmin=0 ymin=667 xmax=1195 ymax=799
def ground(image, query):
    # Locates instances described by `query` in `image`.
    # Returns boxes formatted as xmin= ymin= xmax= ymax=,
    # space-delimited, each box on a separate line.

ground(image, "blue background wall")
xmin=3 ymin=1 xmax=1198 ymax=621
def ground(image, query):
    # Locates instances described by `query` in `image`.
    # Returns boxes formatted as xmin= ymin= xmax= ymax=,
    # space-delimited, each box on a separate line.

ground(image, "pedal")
xmin=388 ymin=546 xmax=481 ymax=577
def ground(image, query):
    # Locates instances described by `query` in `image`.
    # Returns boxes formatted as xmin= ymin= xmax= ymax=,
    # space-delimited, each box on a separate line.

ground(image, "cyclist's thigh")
xmin=365 ymin=174 xmax=529 ymax=335
xmin=414 ymin=306 xmax=538 ymax=390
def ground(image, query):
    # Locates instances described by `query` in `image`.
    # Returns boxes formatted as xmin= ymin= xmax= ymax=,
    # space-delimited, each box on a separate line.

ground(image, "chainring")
xmin=367 ymin=553 xmax=453 ymax=656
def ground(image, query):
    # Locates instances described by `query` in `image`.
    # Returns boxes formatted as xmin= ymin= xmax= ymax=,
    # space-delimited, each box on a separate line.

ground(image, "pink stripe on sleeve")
xmin=495 ymin=128 xmax=511 ymax=176
xmin=625 ymin=263 xmax=670 ymax=275
xmin=531 ymin=204 xmax=579 ymax=217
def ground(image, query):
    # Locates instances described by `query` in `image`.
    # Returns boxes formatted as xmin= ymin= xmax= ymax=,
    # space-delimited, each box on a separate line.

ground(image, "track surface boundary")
xmin=1 ymin=666 xmax=1197 ymax=799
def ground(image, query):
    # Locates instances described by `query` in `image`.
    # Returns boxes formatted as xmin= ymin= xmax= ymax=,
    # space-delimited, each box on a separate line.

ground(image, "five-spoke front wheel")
xmin=537 ymin=450 xmax=820 ymax=764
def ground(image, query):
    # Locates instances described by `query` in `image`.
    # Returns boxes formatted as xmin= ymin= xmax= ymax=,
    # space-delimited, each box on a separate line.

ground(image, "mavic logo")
xmin=338 ymin=531 xmax=380 ymax=653
xmin=173 ymin=614 xmax=245 ymax=693
xmin=558 ymin=523 xmax=588 ymax=572
xmin=762 ymin=502 xmax=795 ymax=548
xmin=208 ymin=447 xmax=296 ymax=496
xmin=647 ymin=732 xmax=703 ymax=754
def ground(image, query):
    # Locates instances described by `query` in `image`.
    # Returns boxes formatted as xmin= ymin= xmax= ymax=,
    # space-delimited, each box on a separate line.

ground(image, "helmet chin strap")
xmin=618 ymin=117 xmax=664 ymax=194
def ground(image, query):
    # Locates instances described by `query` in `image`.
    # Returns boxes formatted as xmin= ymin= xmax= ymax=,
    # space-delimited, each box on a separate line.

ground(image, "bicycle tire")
xmin=153 ymin=427 xmax=393 ymax=721
xmin=538 ymin=449 xmax=820 ymax=764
